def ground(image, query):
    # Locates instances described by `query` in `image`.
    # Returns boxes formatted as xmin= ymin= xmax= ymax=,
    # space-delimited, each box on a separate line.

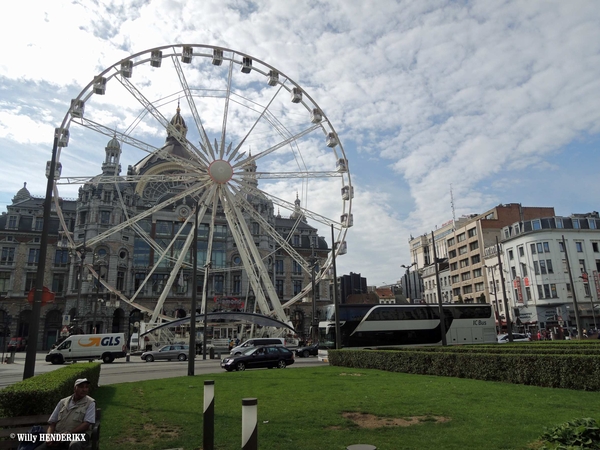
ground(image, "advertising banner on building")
xmin=513 ymin=277 xmax=523 ymax=303
xmin=593 ymin=271 xmax=600 ymax=297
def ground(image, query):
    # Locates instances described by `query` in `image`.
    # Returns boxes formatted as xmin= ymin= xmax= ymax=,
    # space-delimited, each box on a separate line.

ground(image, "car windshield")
xmin=241 ymin=347 xmax=258 ymax=355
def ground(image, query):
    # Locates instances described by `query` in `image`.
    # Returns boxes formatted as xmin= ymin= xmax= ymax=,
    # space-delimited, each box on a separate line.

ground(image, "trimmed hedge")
xmin=329 ymin=349 xmax=600 ymax=391
xmin=384 ymin=346 xmax=600 ymax=356
xmin=0 ymin=363 xmax=101 ymax=417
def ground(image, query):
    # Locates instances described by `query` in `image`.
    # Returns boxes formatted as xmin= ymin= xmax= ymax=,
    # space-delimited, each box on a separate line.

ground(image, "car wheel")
xmin=51 ymin=355 xmax=63 ymax=365
xmin=178 ymin=354 xmax=186 ymax=361
xmin=302 ymin=350 xmax=310 ymax=358
xmin=277 ymin=360 xmax=287 ymax=369
xmin=236 ymin=362 xmax=246 ymax=371
xmin=102 ymin=354 xmax=114 ymax=364
xmin=145 ymin=355 xmax=154 ymax=362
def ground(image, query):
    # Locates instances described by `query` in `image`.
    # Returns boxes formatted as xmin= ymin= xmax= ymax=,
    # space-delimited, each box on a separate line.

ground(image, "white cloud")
xmin=0 ymin=0 xmax=599 ymax=286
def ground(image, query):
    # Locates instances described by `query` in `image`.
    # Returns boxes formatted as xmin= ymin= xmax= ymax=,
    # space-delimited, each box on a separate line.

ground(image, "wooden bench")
xmin=0 ymin=409 xmax=101 ymax=450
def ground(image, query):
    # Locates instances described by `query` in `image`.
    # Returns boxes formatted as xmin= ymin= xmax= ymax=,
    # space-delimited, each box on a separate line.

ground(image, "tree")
xmin=457 ymin=294 xmax=463 ymax=304
xmin=478 ymin=293 xmax=486 ymax=304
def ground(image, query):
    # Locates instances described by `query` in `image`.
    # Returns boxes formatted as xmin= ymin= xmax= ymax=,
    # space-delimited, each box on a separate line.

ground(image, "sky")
xmin=0 ymin=0 xmax=599 ymax=287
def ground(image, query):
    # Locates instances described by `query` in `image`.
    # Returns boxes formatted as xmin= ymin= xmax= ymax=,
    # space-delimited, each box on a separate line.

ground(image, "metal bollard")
xmin=204 ymin=380 xmax=214 ymax=450
xmin=241 ymin=398 xmax=257 ymax=450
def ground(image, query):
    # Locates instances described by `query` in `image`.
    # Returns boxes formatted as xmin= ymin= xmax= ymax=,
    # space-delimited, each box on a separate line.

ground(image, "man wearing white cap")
xmin=37 ymin=378 xmax=96 ymax=449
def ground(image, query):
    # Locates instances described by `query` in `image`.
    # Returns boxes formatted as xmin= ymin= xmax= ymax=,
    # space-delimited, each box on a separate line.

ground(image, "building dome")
xmin=12 ymin=182 xmax=31 ymax=203
xmin=106 ymin=136 xmax=121 ymax=149
xmin=168 ymin=103 xmax=188 ymax=139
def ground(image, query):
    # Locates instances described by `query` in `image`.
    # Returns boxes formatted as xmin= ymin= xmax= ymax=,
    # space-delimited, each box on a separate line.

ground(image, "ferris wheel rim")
xmin=52 ymin=43 xmax=353 ymax=321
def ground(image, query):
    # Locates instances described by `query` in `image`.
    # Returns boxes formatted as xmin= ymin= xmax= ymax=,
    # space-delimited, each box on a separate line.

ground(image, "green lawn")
xmin=94 ymin=365 xmax=600 ymax=450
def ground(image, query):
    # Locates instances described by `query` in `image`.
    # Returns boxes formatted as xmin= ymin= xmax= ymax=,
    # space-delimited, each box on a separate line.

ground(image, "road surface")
xmin=0 ymin=351 xmax=328 ymax=389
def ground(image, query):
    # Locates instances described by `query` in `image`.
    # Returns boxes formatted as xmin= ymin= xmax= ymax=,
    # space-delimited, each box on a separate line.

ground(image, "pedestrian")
xmin=37 ymin=378 xmax=96 ymax=449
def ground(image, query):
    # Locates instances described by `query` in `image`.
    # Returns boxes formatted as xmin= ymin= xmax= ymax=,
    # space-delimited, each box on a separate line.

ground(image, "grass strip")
xmin=94 ymin=365 xmax=600 ymax=450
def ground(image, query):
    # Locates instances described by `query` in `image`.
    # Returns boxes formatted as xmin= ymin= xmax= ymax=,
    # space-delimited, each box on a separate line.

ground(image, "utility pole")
xmin=563 ymin=235 xmax=584 ymax=339
xmin=331 ymin=225 xmax=341 ymax=349
xmin=496 ymin=236 xmax=513 ymax=342
xmin=74 ymin=235 xmax=87 ymax=334
xmin=188 ymin=200 xmax=199 ymax=375
xmin=24 ymin=130 xmax=60 ymax=379
xmin=490 ymin=268 xmax=502 ymax=335
xmin=431 ymin=231 xmax=447 ymax=345
xmin=310 ymin=244 xmax=319 ymax=344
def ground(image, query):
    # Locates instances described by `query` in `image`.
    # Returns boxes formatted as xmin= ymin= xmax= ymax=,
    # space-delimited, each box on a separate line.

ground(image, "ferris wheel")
xmin=52 ymin=44 xmax=353 ymax=325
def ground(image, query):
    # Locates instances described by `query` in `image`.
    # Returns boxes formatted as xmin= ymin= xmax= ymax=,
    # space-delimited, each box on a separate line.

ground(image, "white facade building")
xmin=499 ymin=212 xmax=600 ymax=332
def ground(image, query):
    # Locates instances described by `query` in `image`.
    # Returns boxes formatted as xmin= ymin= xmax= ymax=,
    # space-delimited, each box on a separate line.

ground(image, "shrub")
xmin=0 ymin=363 xmax=100 ymax=417
xmin=329 ymin=349 xmax=600 ymax=391
xmin=540 ymin=418 xmax=600 ymax=449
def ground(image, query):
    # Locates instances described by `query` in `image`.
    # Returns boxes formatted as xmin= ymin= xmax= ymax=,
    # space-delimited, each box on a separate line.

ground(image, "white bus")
xmin=318 ymin=303 xmax=497 ymax=349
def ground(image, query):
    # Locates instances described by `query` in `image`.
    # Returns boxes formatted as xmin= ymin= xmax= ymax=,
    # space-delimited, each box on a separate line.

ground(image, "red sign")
xmin=513 ymin=277 xmax=523 ymax=303
xmin=523 ymin=277 xmax=530 ymax=287
xmin=593 ymin=271 xmax=600 ymax=297
xmin=27 ymin=286 xmax=56 ymax=305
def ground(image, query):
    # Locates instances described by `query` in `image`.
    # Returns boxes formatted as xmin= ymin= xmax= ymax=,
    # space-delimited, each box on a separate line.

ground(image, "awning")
xmin=141 ymin=312 xmax=296 ymax=337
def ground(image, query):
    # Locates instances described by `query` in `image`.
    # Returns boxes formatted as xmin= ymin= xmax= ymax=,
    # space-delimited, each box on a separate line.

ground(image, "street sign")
xmin=60 ymin=325 xmax=69 ymax=337
xmin=62 ymin=315 xmax=70 ymax=326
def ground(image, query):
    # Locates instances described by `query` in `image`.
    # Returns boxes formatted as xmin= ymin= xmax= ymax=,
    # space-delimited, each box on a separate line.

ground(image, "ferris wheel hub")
xmin=208 ymin=159 xmax=233 ymax=184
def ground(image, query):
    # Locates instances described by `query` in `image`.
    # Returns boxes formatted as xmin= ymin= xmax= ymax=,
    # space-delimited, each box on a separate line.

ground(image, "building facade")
xmin=498 ymin=212 xmax=600 ymax=332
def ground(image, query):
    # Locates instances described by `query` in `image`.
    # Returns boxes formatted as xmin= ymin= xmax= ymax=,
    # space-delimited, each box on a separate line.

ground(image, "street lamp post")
xmin=310 ymin=244 xmax=319 ymax=344
xmin=331 ymin=224 xmax=341 ymax=349
xmin=73 ymin=236 xmax=88 ymax=333
xmin=24 ymin=129 xmax=61 ymax=379
xmin=562 ymin=235 xmax=584 ymax=339
xmin=496 ymin=237 xmax=513 ymax=342
xmin=401 ymin=263 xmax=416 ymax=303
xmin=202 ymin=262 xmax=211 ymax=360
xmin=431 ymin=231 xmax=447 ymax=346
xmin=485 ymin=265 xmax=503 ymax=335
xmin=189 ymin=200 xmax=199 ymax=375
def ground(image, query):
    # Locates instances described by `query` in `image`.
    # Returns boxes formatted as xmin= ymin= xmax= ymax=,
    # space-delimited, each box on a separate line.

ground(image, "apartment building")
xmin=497 ymin=212 xmax=600 ymax=332
xmin=446 ymin=204 xmax=555 ymax=304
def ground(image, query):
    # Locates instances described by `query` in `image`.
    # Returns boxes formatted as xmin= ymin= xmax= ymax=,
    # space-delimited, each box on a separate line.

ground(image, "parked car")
xmin=230 ymin=337 xmax=285 ymax=355
xmin=7 ymin=337 xmax=26 ymax=352
xmin=294 ymin=343 xmax=319 ymax=357
xmin=141 ymin=344 xmax=189 ymax=362
xmin=497 ymin=333 xmax=530 ymax=343
xmin=221 ymin=345 xmax=294 ymax=371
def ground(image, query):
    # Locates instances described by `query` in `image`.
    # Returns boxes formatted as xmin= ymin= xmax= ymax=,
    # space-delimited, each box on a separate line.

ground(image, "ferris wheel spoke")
xmin=221 ymin=187 xmax=286 ymax=321
xmin=199 ymin=188 xmax=220 ymax=314
xmin=228 ymin=184 xmax=312 ymax=274
xmin=231 ymin=123 xmax=321 ymax=170
xmin=170 ymin=54 xmax=214 ymax=163
xmin=115 ymin=74 xmax=207 ymax=166
xmin=219 ymin=60 xmax=234 ymax=160
xmin=148 ymin=213 xmax=197 ymax=324
xmin=246 ymin=171 xmax=343 ymax=180
xmin=84 ymin=183 xmax=209 ymax=248
xmin=228 ymin=83 xmax=285 ymax=163
xmin=236 ymin=180 xmax=342 ymax=228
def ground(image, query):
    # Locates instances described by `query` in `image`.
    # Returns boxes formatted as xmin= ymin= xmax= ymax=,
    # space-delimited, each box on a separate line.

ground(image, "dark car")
xmin=294 ymin=343 xmax=318 ymax=357
xmin=221 ymin=345 xmax=294 ymax=371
